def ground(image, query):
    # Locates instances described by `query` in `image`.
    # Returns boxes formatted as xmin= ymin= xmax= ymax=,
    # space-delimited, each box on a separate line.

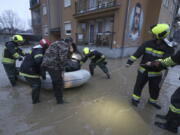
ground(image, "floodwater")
xmin=0 ymin=45 xmax=179 ymax=135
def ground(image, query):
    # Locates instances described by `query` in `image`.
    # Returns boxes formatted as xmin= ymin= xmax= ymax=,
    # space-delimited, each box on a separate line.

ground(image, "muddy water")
xmin=0 ymin=45 xmax=179 ymax=135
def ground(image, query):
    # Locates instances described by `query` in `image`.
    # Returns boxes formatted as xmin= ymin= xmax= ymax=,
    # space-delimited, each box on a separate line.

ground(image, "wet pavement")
xmin=0 ymin=45 xmax=179 ymax=135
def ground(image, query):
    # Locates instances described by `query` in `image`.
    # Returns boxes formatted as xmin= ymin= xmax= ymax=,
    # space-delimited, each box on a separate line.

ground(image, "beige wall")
xmin=141 ymin=0 xmax=162 ymax=42
xmin=113 ymin=0 xmax=127 ymax=48
xmin=122 ymin=0 xmax=162 ymax=47
xmin=48 ymin=0 xmax=60 ymax=29
xmin=61 ymin=0 xmax=77 ymax=40
xmin=41 ymin=0 xmax=61 ymax=41
xmin=158 ymin=0 xmax=176 ymax=25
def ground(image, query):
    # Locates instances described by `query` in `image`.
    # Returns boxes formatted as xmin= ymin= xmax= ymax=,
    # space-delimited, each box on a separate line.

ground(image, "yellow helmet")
xmin=12 ymin=35 xmax=24 ymax=42
xmin=151 ymin=24 xmax=170 ymax=39
xmin=83 ymin=47 xmax=90 ymax=55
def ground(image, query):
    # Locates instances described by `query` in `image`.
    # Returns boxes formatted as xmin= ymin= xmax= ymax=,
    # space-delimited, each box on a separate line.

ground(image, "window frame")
xmin=64 ymin=22 xmax=72 ymax=36
xmin=64 ymin=0 xmax=71 ymax=7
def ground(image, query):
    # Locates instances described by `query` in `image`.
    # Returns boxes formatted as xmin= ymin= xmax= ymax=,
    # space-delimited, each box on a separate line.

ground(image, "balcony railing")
xmin=75 ymin=0 xmax=117 ymax=16
xmin=76 ymin=32 xmax=115 ymax=48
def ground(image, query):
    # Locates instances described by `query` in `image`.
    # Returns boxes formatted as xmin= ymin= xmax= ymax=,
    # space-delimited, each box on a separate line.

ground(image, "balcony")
xmin=30 ymin=0 xmax=40 ymax=9
xmin=74 ymin=0 xmax=119 ymax=18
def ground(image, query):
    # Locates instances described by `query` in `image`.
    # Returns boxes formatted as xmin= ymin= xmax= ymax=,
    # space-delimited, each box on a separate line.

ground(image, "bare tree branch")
xmin=0 ymin=10 xmax=25 ymax=34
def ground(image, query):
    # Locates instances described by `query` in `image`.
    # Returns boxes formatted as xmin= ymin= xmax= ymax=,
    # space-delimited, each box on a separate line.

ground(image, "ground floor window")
xmin=76 ymin=16 xmax=114 ymax=47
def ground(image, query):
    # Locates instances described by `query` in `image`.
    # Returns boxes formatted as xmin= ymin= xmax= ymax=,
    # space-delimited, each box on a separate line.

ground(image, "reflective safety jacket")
xmin=2 ymin=41 xmax=25 ymax=64
xmin=127 ymin=39 xmax=174 ymax=77
xmin=81 ymin=50 xmax=106 ymax=64
xmin=19 ymin=45 xmax=44 ymax=78
xmin=160 ymin=50 xmax=180 ymax=67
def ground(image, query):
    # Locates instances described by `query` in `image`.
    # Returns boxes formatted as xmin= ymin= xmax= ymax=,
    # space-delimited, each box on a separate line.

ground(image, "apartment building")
xmin=30 ymin=0 xmax=179 ymax=57
xmin=30 ymin=0 xmax=41 ymax=35
xmin=30 ymin=0 xmax=61 ymax=41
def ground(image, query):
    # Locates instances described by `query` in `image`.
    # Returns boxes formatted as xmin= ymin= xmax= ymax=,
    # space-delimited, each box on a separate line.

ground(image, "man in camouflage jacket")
xmin=41 ymin=41 xmax=69 ymax=104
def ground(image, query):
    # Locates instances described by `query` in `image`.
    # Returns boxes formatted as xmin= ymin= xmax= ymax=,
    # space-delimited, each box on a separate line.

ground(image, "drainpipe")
xmin=121 ymin=0 xmax=131 ymax=58
xmin=59 ymin=0 xmax=63 ymax=39
xmin=47 ymin=0 xmax=51 ymax=38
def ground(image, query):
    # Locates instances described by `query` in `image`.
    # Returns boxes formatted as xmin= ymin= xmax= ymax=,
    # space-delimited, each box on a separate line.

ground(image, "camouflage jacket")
xmin=41 ymin=41 xmax=69 ymax=71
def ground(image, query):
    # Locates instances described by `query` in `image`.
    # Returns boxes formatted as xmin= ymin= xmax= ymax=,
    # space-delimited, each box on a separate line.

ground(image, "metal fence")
xmin=75 ymin=0 xmax=117 ymax=15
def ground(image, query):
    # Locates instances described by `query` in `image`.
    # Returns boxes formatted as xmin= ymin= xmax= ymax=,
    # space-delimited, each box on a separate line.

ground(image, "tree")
xmin=0 ymin=10 xmax=25 ymax=34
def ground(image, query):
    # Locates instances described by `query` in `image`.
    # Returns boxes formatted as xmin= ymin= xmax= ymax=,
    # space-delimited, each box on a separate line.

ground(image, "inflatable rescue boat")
xmin=18 ymin=53 xmax=91 ymax=89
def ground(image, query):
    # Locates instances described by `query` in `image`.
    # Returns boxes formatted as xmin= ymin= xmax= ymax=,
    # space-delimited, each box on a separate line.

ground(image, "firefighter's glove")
xmin=141 ymin=61 xmax=165 ymax=71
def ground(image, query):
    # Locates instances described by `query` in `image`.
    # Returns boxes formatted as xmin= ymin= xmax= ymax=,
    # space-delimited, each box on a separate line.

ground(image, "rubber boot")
xmin=154 ymin=122 xmax=178 ymax=133
xmin=106 ymin=72 xmax=110 ymax=79
xmin=155 ymin=114 xmax=167 ymax=120
xmin=148 ymin=100 xmax=161 ymax=109
xmin=131 ymin=98 xmax=140 ymax=107
xmin=56 ymin=98 xmax=64 ymax=104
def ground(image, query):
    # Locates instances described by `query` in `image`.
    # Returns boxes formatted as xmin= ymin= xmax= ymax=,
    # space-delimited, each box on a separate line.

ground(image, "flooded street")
xmin=0 ymin=45 xmax=179 ymax=135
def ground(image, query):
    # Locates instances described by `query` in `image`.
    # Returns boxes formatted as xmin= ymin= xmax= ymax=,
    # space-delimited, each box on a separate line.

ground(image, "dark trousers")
xmin=25 ymin=77 xmax=41 ymax=104
xmin=165 ymin=87 xmax=180 ymax=132
xmin=133 ymin=71 xmax=162 ymax=100
xmin=3 ymin=63 xmax=17 ymax=86
xmin=89 ymin=61 xmax=109 ymax=76
xmin=165 ymin=110 xmax=180 ymax=132
xmin=47 ymin=69 xmax=64 ymax=102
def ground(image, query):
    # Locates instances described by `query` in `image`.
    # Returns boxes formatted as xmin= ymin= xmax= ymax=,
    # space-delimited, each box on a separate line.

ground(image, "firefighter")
xmin=41 ymin=40 xmax=69 ymax=104
xmin=81 ymin=47 xmax=110 ymax=79
xmin=126 ymin=24 xmax=174 ymax=109
xmin=143 ymin=50 xmax=180 ymax=133
xmin=2 ymin=35 xmax=25 ymax=86
xmin=19 ymin=39 xmax=50 ymax=104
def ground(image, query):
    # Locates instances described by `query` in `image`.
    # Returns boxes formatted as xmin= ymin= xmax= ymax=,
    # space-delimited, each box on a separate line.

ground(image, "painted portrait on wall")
xmin=128 ymin=3 xmax=144 ymax=41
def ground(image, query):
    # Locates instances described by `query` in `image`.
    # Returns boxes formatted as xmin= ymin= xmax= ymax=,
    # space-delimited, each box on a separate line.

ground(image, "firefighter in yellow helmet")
xmin=126 ymin=24 xmax=174 ymax=109
xmin=81 ymin=47 xmax=110 ymax=79
xmin=2 ymin=35 xmax=26 ymax=86
xmin=142 ymin=50 xmax=180 ymax=133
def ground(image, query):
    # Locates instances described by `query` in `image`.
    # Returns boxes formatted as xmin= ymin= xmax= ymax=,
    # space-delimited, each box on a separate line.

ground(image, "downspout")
xmin=171 ymin=0 xmax=179 ymax=38
xmin=59 ymin=0 xmax=64 ymax=38
xmin=59 ymin=0 xmax=63 ymax=39
xmin=120 ymin=0 xmax=131 ymax=58
xmin=47 ymin=0 xmax=51 ymax=38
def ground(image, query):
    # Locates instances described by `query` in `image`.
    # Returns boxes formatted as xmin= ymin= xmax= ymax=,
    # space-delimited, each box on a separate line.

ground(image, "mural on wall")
xmin=128 ymin=3 xmax=144 ymax=41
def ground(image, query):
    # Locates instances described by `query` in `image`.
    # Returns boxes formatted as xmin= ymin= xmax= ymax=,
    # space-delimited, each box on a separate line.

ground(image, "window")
xmin=104 ymin=18 xmax=113 ymax=32
xmin=163 ymin=0 xmax=169 ymax=8
xmin=89 ymin=0 xmax=97 ymax=10
xmin=42 ymin=4 xmax=47 ymax=15
xmin=64 ymin=0 xmax=71 ymax=7
xmin=170 ymin=3 xmax=175 ymax=14
xmin=80 ymin=23 xmax=87 ymax=32
xmin=98 ymin=22 xmax=103 ymax=33
xmin=64 ymin=22 xmax=72 ymax=35
xmin=32 ymin=9 xmax=41 ymax=25
xmin=42 ymin=25 xmax=49 ymax=36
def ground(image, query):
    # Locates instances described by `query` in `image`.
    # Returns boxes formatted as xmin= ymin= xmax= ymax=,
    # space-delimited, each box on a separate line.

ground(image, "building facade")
xmin=30 ymin=0 xmax=61 ymax=41
xmin=30 ymin=0 xmax=179 ymax=58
